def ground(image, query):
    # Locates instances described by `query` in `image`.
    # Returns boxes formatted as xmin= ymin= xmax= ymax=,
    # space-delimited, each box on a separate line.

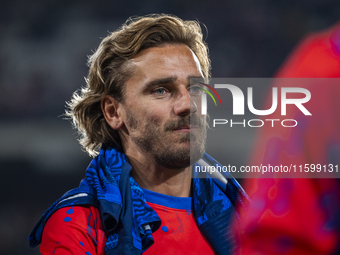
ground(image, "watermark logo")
xmin=198 ymin=82 xmax=223 ymax=107
xmin=201 ymin=84 xmax=311 ymax=116
xmin=195 ymin=79 xmax=312 ymax=128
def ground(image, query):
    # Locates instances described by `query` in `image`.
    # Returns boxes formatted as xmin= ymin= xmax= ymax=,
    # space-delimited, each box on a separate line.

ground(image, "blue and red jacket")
xmin=29 ymin=147 xmax=248 ymax=254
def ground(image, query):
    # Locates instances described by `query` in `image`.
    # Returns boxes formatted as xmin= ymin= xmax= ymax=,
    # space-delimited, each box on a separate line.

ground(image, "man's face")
xmin=119 ymin=44 xmax=206 ymax=169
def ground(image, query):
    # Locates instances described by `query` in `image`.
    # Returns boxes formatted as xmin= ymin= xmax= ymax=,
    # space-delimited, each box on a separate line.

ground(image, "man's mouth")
xmin=164 ymin=115 xmax=204 ymax=132
xmin=173 ymin=125 xmax=197 ymax=131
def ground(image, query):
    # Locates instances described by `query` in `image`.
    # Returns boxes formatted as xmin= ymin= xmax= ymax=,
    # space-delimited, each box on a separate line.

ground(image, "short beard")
xmin=127 ymin=111 xmax=207 ymax=169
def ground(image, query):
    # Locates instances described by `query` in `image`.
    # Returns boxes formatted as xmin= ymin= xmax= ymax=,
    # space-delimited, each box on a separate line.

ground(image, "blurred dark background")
xmin=1 ymin=0 xmax=340 ymax=254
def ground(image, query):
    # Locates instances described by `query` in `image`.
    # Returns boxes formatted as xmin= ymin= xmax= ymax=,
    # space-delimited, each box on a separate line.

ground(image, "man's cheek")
xmin=145 ymin=116 xmax=162 ymax=129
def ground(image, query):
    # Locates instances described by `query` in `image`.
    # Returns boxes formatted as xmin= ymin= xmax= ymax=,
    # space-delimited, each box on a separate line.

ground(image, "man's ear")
xmin=101 ymin=95 xmax=124 ymax=130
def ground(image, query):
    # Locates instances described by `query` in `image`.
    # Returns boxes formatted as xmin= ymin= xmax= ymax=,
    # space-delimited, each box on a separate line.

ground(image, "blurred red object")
xmin=234 ymin=23 xmax=340 ymax=255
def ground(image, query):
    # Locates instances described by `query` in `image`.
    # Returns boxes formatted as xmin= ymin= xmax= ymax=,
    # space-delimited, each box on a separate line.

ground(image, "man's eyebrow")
xmin=188 ymin=76 xmax=205 ymax=83
xmin=143 ymin=75 xmax=204 ymax=91
xmin=143 ymin=77 xmax=177 ymax=90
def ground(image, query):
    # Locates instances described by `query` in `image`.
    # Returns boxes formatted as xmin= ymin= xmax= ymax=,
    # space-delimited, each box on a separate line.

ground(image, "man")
xmin=29 ymin=14 xmax=247 ymax=255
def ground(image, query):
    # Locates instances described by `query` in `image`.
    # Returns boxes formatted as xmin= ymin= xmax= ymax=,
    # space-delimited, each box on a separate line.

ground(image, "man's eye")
xmin=154 ymin=88 xmax=167 ymax=95
xmin=189 ymin=85 xmax=202 ymax=95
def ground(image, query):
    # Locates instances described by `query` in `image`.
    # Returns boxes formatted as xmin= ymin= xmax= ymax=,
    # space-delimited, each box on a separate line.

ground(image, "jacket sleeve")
xmin=40 ymin=206 xmax=107 ymax=255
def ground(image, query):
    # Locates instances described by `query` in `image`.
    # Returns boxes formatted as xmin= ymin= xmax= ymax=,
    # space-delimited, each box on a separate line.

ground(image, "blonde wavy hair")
xmin=66 ymin=14 xmax=211 ymax=157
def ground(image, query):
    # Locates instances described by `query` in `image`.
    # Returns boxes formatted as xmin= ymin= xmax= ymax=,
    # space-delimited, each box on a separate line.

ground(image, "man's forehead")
xmin=123 ymin=44 xmax=204 ymax=93
xmin=130 ymin=43 xmax=202 ymax=72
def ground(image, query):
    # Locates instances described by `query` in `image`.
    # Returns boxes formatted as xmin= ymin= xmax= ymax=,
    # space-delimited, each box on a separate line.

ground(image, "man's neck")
xmin=125 ymin=152 xmax=192 ymax=198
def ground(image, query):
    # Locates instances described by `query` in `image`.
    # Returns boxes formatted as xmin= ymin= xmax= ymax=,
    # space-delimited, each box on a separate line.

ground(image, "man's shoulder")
xmin=44 ymin=205 xmax=100 ymax=230
xmin=40 ymin=205 xmax=107 ymax=255
xmin=29 ymin=186 xmax=100 ymax=248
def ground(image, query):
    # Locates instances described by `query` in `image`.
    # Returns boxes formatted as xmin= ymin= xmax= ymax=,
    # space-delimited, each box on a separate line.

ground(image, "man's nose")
xmin=173 ymin=88 xmax=197 ymax=116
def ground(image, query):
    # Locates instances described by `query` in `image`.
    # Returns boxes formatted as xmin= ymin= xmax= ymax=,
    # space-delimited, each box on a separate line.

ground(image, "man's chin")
xmin=190 ymin=148 xmax=205 ymax=166
xmin=153 ymin=144 xmax=201 ymax=170
xmin=158 ymin=149 xmax=204 ymax=170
